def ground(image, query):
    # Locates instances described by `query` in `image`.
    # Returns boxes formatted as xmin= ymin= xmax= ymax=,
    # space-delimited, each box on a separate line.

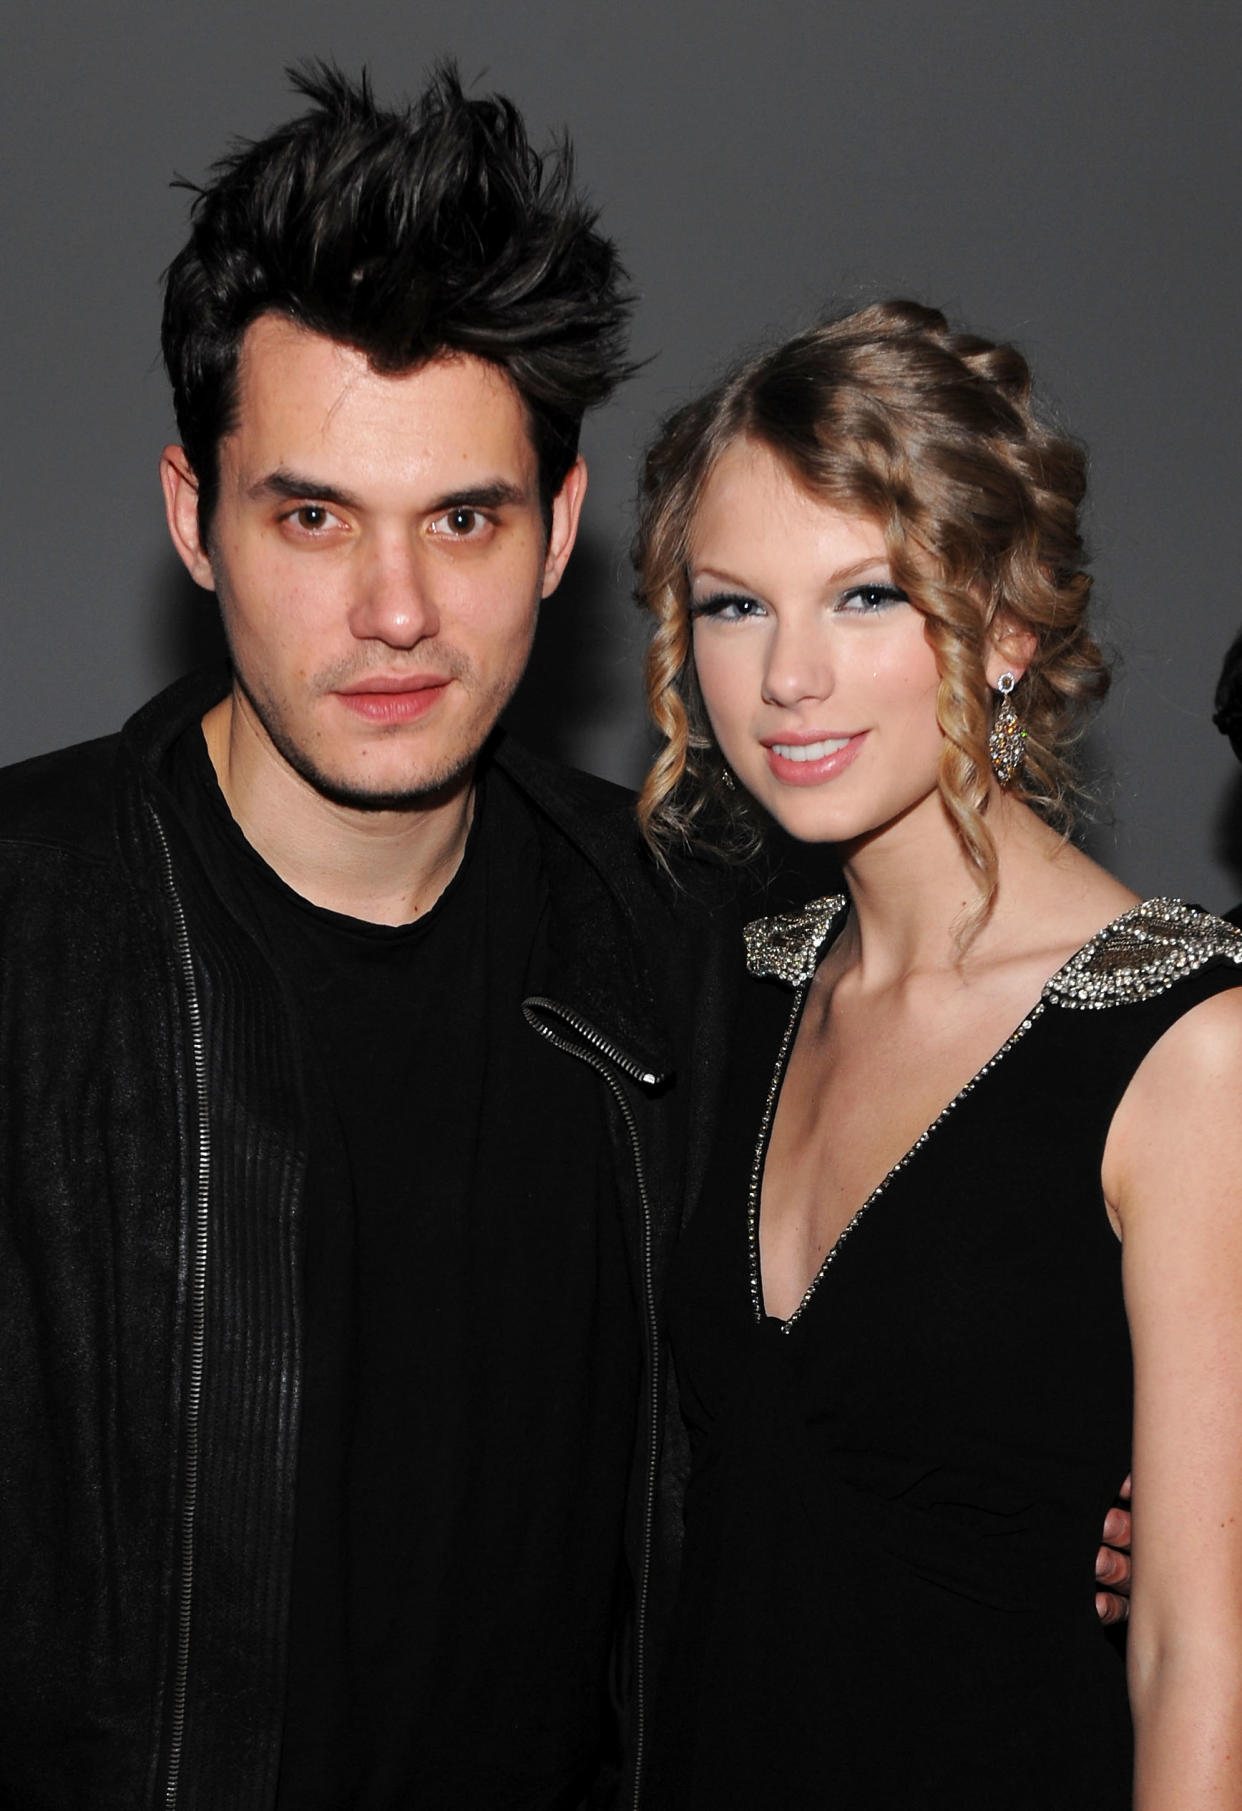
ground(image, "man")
xmin=0 ymin=65 xmax=734 ymax=1809
xmin=0 ymin=62 xmax=1128 ymax=1811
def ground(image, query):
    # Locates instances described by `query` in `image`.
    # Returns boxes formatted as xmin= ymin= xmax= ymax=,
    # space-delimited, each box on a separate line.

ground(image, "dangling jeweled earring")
xmin=987 ymin=671 xmax=1025 ymax=785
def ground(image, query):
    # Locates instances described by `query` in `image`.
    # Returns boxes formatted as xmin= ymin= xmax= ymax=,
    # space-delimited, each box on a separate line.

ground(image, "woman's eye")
xmin=690 ymin=592 xmax=765 ymax=622
xmin=838 ymin=583 xmax=909 ymax=613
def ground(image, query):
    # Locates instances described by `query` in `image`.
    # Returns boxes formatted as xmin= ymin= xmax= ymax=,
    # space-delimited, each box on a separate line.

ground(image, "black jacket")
xmin=0 ymin=671 xmax=739 ymax=1811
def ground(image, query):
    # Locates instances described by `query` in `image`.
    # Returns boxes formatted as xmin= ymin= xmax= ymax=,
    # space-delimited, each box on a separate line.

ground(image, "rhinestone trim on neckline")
xmin=746 ymin=990 xmax=1046 ymax=1332
xmin=745 ymin=895 xmax=1242 ymax=1003
xmin=743 ymin=896 xmax=1242 ymax=1332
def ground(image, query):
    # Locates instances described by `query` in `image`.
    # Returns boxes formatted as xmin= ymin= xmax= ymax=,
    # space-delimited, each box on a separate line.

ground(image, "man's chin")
xmin=232 ymin=675 xmax=495 ymax=815
xmin=300 ymin=759 xmax=476 ymax=814
xmin=274 ymin=735 xmax=478 ymax=815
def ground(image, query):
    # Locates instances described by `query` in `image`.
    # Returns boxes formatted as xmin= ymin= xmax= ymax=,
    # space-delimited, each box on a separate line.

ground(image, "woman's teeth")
xmin=772 ymin=737 xmax=851 ymax=762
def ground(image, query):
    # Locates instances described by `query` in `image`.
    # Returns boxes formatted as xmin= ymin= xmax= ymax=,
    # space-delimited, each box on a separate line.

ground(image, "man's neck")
xmin=201 ymin=696 xmax=475 ymax=926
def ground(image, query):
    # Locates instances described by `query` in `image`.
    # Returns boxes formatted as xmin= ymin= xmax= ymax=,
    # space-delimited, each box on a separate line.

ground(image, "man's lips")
xmin=760 ymin=730 xmax=867 ymax=785
xmin=332 ymin=675 xmax=454 ymax=723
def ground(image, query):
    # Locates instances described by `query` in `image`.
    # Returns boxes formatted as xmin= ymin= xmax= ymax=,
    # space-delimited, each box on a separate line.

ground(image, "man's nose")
xmin=348 ymin=537 xmax=441 ymax=646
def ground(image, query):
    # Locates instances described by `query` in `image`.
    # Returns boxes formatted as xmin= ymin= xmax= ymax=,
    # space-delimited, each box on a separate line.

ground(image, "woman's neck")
xmin=834 ymin=789 xmax=1131 ymax=990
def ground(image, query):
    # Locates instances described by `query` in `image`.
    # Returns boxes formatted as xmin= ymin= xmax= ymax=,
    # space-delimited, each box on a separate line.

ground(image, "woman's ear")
xmin=985 ymin=613 xmax=1037 ymax=688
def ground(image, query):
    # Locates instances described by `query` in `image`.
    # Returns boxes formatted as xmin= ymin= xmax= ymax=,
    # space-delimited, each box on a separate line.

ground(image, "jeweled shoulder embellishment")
xmin=1043 ymin=897 xmax=1242 ymax=1010
xmin=744 ymin=894 xmax=848 ymax=986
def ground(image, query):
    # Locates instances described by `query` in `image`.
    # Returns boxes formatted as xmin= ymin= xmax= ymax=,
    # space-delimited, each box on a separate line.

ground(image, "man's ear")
xmin=985 ymin=611 xmax=1037 ymax=687
xmin=160 ymin=446 xmax=216 ymax=591
xmin=541 ymin=456 xmax=588 ymax=599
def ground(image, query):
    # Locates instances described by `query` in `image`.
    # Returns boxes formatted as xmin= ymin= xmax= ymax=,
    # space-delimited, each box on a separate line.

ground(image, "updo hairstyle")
xmin=634 ymin=300 xmax=1110 ymax=908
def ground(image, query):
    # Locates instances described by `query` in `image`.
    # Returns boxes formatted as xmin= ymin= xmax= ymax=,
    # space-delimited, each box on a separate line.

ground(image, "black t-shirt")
xmin=167 ymin=729 xmax=640 ymax=1809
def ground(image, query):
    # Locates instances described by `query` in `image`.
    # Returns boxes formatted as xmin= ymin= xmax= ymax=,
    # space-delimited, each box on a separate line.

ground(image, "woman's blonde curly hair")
xmin=634 ymin=299 xmax=1110 ymax=913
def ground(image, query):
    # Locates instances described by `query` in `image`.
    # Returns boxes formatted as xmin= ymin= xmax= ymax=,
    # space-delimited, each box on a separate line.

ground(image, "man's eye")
xmin=287 ymin=504 xmax=334 ymax=532
xmin=432 ymin=507 xmax=487 ymax=537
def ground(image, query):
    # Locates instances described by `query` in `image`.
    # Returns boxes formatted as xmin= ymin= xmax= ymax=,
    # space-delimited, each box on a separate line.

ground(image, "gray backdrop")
xmin=5 ymin=0 xmax=1240 ymax=908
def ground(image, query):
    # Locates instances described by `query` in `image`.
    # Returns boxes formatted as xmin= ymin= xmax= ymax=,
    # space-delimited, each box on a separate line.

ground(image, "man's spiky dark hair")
xmin=161 ymin=61 xmax=635 ymax=529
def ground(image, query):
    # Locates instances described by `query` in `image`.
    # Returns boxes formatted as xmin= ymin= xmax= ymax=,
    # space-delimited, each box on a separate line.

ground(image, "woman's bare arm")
xmin=1105 ymin=986 xmax=1242 ymax=1810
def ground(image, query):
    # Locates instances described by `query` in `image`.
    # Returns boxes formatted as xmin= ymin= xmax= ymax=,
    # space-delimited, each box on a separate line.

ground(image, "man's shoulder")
xmin=0 ymin=670 xmax=227 ymax=873
xmin=492 ymin=734 xmax=737 ymax=918
xmin=492 ymin=735 xmax=637 ymax=824
xmin=0 ymin=733 xmax=122 ymax=865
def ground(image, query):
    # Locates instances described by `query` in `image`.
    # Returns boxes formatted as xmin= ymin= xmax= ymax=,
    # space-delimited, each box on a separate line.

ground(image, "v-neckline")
xmin=748 ymin=987 xmax=1049 ymax=1331
xmin=745 ymin=898 xmax=1162 ymax=1334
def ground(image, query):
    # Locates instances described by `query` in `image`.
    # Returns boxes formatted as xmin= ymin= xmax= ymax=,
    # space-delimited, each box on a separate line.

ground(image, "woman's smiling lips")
xmin=761 ymin=730 xmax=867 ymax=786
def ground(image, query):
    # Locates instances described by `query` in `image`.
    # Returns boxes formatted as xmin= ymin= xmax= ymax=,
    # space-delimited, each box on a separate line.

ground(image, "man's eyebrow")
xmin=430 ymin=481 xmax=528 ymax=512
xmin=246 ymin=472 xmax=531 ymax=513
xmin=247 ymin=469 xmax=364 ymax=509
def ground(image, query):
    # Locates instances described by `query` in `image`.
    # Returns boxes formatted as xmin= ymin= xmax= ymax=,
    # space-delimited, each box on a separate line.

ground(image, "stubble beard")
xmin=231 ymin=651 xmax=523 ymax=814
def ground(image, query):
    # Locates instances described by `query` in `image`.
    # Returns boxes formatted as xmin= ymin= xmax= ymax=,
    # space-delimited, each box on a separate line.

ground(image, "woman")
xmin=635 ymin=301 xmax=1242 ymax=1807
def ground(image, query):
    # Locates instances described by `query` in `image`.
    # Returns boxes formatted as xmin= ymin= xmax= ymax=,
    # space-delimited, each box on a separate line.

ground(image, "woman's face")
xmin=688 ymin=437 xmax=947 ymax=850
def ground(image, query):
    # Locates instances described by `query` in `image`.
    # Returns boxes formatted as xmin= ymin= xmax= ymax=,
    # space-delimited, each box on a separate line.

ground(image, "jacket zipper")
xmin=521 ymin=998 xmax=663 ymax=1811
xmin=150 ymin=810 xmax=212 ymax=1811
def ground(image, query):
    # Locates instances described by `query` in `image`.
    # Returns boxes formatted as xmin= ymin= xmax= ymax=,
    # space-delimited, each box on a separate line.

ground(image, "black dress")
xmin=653 ymin=898 xmax=1242 ymax=1809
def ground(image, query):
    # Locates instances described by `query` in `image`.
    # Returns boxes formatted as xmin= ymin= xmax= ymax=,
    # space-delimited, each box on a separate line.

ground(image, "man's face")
xmin=162 ymin=314 xmax=584 ymax=809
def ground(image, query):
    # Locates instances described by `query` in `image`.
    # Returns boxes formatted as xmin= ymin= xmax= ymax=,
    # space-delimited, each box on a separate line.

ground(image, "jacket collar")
xmin=488 ymin=731 xmax=676 ymax=1085
xmin=113 ymin=671 xmax=676 ymax=1085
